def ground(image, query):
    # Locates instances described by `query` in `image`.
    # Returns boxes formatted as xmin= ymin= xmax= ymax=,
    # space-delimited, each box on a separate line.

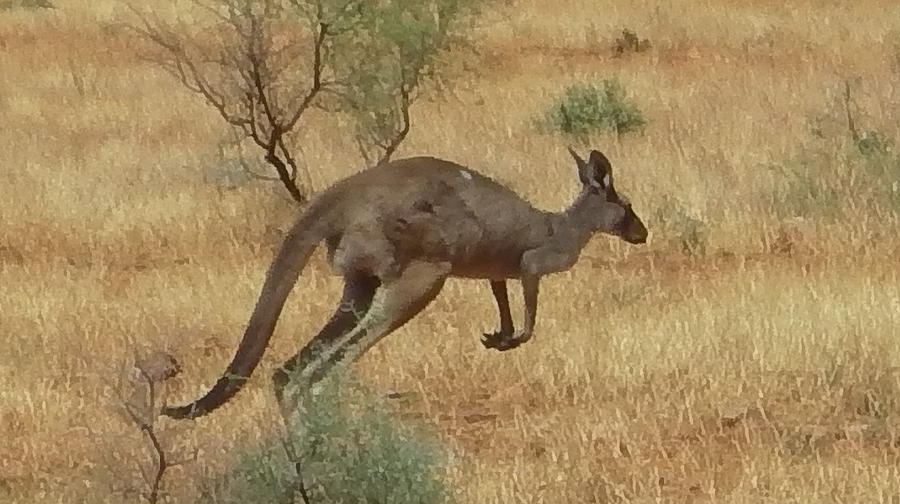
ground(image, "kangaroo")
xmin=162 ymin=147 xmax=647 ymax=420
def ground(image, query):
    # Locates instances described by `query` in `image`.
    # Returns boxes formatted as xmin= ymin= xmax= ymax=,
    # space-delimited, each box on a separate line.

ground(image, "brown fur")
xmin=163 ymin=148 xmax=647 ymax=419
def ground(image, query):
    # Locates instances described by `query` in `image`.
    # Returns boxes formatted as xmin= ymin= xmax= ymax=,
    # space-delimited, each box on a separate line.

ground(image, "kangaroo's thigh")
xmin=329 ymin=226 xmax=404 ymax=280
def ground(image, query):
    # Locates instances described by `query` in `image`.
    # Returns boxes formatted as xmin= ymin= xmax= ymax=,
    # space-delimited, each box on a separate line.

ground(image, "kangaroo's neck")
xmin=546 ymin=191 xmax=597 ymax=250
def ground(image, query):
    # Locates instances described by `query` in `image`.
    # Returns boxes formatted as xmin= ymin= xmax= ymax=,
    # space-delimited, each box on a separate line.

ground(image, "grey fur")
xmin=162 ymin=148 xmax=647 ymax=419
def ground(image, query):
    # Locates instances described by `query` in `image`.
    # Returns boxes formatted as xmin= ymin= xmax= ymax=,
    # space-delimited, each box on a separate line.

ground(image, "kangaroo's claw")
xmin=481 ymin=330 xmax=522 ymax=351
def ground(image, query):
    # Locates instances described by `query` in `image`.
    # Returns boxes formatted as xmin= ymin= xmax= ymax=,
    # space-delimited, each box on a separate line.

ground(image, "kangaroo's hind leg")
xmin=272 ymin=273 xmax=379 ymax=414
xmin=276 ymin=260 xmax=450 ymax=417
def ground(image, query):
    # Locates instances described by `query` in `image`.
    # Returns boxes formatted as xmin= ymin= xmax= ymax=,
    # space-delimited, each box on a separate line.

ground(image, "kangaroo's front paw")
xmin=481 ymin=330 xmax=526 ymax=351
xmin=481 ymin=330 xmax=512 ymax=350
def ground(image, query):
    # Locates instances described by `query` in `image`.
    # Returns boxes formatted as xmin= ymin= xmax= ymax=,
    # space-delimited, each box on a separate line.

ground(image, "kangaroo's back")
xmin=334 ymin=156 xmax=526 ymax=202
xmin=323 ymin=157 xmax=552 ymax=278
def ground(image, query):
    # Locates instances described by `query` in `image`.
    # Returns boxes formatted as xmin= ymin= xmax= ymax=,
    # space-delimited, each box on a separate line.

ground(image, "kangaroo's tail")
xmin=162 ymin=203 xmax=332 ymax=420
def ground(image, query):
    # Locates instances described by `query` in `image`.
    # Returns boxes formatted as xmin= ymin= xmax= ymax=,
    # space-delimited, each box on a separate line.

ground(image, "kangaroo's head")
xmin=568 ymin=147 xmax=648 ymax=244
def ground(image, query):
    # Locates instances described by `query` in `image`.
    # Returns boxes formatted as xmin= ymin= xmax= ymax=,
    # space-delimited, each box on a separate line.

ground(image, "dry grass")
xmin=3 ymin=0 xmax=900 ymax=502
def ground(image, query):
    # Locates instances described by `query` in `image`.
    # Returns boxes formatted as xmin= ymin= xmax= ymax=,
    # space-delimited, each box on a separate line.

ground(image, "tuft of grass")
xmin=769 ymin=129 xmax=900 ymax=220
xmin=537 ymin=79 xmax=647 ymax=140
xmin=652 ymin=195 xmax=709 ymax=255
xmin=612 ymin=28 xmax=651 ymax=57
xmin=0 ymin=0 xmax=53 ymax=10
xmin=199 ymin=372 xmax=450 ymax=504
xmin=782 ymin=81 xmax=900 ymax=220
xmin=767 ymin=150 xmax=843 ymax=220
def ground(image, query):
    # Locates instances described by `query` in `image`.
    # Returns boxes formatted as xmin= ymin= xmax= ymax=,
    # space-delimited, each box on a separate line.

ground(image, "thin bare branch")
xmin=280 ymin=438 xmax=313 ymax=504
xmin=266 ymin=139 xmax=308 ymax=203
xmin=126 ymin=6 xmax=252 ymax=129
xmin=278 ymin=136 xmax=299 ymax=182
xmin=118 ymin=365 xmax=172 ymax=504
xmin=355 ymin=134 xmax=375 ymax=167
xmin=844 ymin=80 xmax=861 ymax=145
xmin=375 ymin=85 xmax=412 ymax=166
xmin=238 ymin=87 xmax=272 ymax=152
xmin=250 ymin=50 xmax=280 ymax=132
xmin=284 ymin=22 xmax=329 ymax=132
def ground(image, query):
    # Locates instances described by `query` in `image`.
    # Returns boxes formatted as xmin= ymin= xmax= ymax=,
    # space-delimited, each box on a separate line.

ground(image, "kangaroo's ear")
xmin=568 ymin=146 xmax=586 ymax=166
xmin=570 ymin=147 xmax=614 ymax=189
xmin=568 ymin=146 xmax=595 ymax=187
xmin=588 ymin=150 xmax=613 ymax=189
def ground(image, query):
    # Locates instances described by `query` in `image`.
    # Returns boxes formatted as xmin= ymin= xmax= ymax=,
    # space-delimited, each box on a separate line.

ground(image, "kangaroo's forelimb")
xmin=481 ymin=272 xmax=541 ymax=352
xmin=481 ymin=243 xmax=578 ymax=351
xmin=519 ymin=274 xmax=540 ymax=343
xmin=482 ymin=280 xmax=515 ymax=350
xmin=490 ymin=280 xmax=514 ymax=335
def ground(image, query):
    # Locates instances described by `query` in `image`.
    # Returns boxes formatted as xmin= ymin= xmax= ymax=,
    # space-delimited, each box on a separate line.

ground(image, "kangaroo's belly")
xmin=448 ymin=248 xmax=524 ymax=279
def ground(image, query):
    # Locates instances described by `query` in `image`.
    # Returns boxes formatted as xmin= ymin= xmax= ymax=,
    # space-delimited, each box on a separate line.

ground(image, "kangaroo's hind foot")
xmin=481 ymin=329 xmax=531 ymax=351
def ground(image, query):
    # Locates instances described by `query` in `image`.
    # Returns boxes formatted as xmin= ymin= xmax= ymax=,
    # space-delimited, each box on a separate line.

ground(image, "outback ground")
xmin=4 ymin=0 xmax=900 ymax=502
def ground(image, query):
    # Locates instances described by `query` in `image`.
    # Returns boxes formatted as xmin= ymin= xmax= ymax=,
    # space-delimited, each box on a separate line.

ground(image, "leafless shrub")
xmin=121 ymin=0 xmax=487 ymax=204
xmin=89 ymin=352 xmax=195 ymax=504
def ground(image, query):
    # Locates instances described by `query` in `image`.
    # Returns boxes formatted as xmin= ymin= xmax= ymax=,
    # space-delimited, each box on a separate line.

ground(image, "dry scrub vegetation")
xmin=4 ymin=0 xmax=900 ymax=502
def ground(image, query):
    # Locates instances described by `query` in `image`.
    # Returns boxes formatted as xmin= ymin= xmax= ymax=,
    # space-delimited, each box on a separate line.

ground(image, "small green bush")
xmin=538 ymin=79 xmax=647 ymax=139
xmin=200 ymin=373 xmax=450 ymax=504
xmin=849 ymin=137 xmax=900 ymax=213
xmin=768 ymin=134 xmax=900 ymax=220
xmin=779 ymin=81 xmax=900 ymax=220
xmin=0 ymin=0 xmax=54 ymax=10
xmin=854 ymin=130 xmax=894 ymax=158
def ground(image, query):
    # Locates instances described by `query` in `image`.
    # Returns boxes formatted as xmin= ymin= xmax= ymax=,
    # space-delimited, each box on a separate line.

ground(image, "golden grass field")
xmin=4 ymin=0 xmax=900 ymax=502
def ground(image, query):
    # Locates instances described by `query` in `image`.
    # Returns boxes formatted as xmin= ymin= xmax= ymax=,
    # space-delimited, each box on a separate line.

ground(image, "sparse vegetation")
xmin=0 ymin=0 xmax=53 ymax=10
xmin=199 ymin=373 xmax=449 ymax=504
xmin=538 ymin=79 xmax=646 ymax=139
xmin=770 ymin=81 xmax=900 ymax=220
xmin=5 ymin=1 xmax=900 ymax=503
xmin=767 ymin=150 xmax=843 ymax=220
xmin=126 ymin=0 xmax=486 ymax=203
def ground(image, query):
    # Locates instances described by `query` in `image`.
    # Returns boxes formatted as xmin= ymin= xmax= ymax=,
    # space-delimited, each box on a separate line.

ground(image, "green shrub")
xmin=849 ymin=137 xmax=900 ymax=213
xmin=778 ymin=81 xmax=900 ymax=220
xmin=854 ymin=130 xmax=894 ymax=158
xmin=768 ymin=136 xmax=900 ymax=220
xmin=200 ymin=373 xmax=450 ymax=504
xmin=0 ymin=0 xmax=54 ymax=10
xmin=538 ymin=79 xmax=647 ymax=139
